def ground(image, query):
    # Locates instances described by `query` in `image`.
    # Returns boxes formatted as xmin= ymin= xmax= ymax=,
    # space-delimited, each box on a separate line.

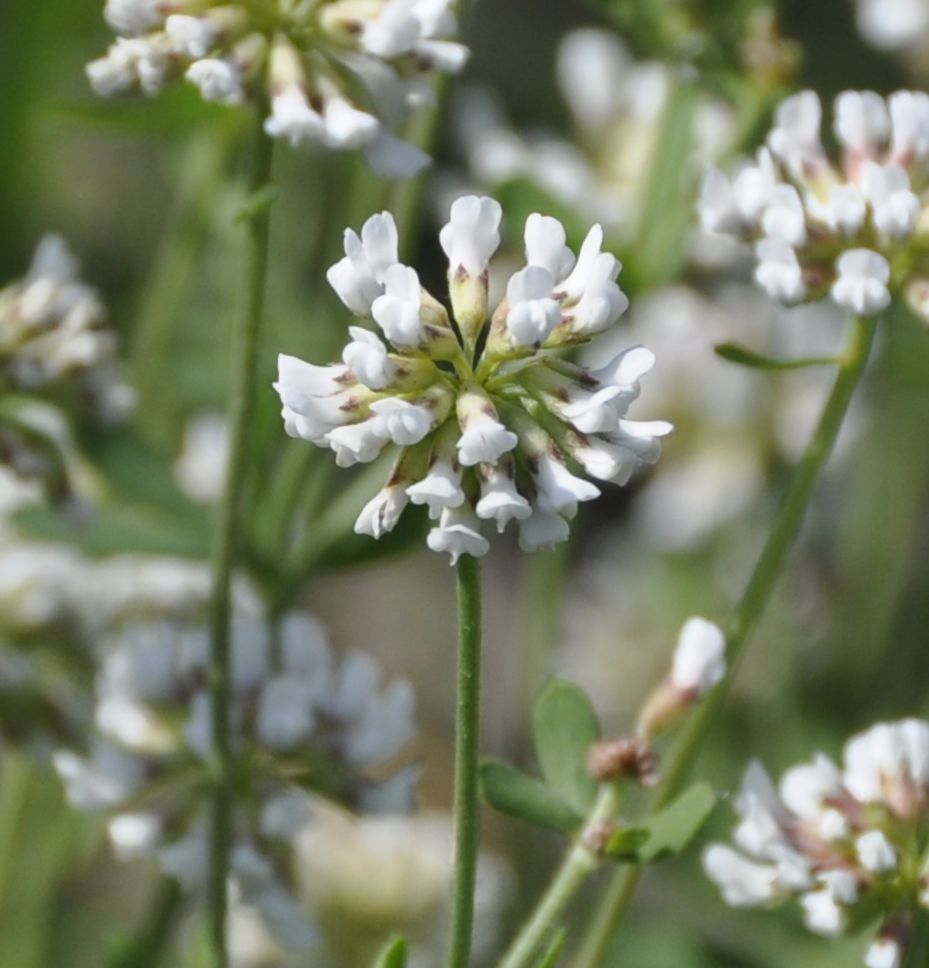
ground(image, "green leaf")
xmin=479 ymin=760 xmax=582 ymax=833
xmin=235 ymin=184 xmax=280 ymax=224
xmin=533 ymin=928 xmax=567 ymax=968
xmin=604 ymin=826 xmax=651 ymax=860
xmin=635 ymin=782 xmax=717 ymax=863
xmin=715 ymin=343 xmax=839 ymax=371
xmin=532 ymin=680 xmax=600 ymax=815
xmin=372 ymin=936 xmax=407 ymax=968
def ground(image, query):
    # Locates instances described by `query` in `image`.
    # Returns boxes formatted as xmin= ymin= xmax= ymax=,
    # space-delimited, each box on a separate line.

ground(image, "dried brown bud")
xmin=587 ymin=737 xmax=661 ymax=788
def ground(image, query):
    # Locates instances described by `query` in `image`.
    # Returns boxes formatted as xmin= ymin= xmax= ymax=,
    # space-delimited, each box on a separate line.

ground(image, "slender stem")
xmin=206 ymin=106 xmax=275 ymax=968
xmin=446 ymin=555 xmax=483 ymax=968
xmin=571 ymin=314 xmax=877 ymax=968
xmin=498 ymin=785 xmax=622 ymax=968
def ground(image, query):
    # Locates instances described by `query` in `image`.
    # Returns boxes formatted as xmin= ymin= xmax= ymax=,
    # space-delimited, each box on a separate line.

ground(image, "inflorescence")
xmin=274 ymin=195 xmax=671 ymax=563
xmin=705 ymin=719 xmax=929 ymax=968
xmin=88 ymin=0 xmax=469 ymax=176
xmin=700 ymin=89 xmax=929 ymax=320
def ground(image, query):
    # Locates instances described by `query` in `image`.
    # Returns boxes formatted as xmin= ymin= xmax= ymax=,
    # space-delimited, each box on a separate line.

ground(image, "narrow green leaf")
xmin=715 ymin=342 xmax=840 ymax=371
xmin=479 ymin=760 xmax=582 ymax=833
xmin=235 ymin=184 xmax=281 ymax=224
xmin=372 ymin=936 xmax=407 ymax=968
xmin=532 ymin=680 xmax=600 ymax=815
xmin=533 ymin=928 xmax=567 ymax=968
xmin=604 ymin=826 xmax=650 ymax=860
xmin=636 ymin=782 xmax=717 ymax=863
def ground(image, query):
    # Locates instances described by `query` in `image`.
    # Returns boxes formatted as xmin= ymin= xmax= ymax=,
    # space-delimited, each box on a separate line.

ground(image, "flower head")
xmin=699 ymin=89 xmax=929 ymax=317
xmin=54 ymin=611 xmax=417 ymax=949
xmin=87 ymin=0 xmax=469 ymax=176
xmin=704 ymin=719 xmax=929 ymax=966
xmin=275 ymin=196 xmax=670 ymax=563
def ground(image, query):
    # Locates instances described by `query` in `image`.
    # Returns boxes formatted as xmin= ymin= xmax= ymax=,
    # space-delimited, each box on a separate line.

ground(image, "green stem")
xmin=571 ymin=315 xmax=877 ymax=968
xmin=206 ymin=106 xmax=275 ymax=968
xmin=498 ymin=785 xmax=622 ymax=968
xmin=446 ymin=554 xmax=483 ymax=968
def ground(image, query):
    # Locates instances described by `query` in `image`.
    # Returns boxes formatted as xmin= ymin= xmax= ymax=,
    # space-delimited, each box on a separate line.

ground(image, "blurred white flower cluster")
xmin=700 ymin=89 xmax=929 ymax=318
xmin=275 ymin=195 xmax=671 ymax=563
xmin=224 ymin=803 xmax=511 ymax=967
xmin=54 ymin=612 xmax=417 ymax=951
xmin=705 ymin=719 xmax=929 ymax=968
xmin=0 ymin=237 xmax=132 ymax=499
xmin=88 ymin=0 xmax=468 ymax=176
xmin=449 ymin=29 xmax=733 ymax=241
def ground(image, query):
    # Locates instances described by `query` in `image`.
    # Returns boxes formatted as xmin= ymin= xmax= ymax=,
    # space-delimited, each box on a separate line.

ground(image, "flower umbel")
xmin=704 ymin=718 xmax=929 ymax=968
xmin=87 ymin=0 xmax=469 ymax=176
xmin=275 ymin=196 xmax=671 ymax=563
xmin=699 ymin=89 xmax=929 ymax=318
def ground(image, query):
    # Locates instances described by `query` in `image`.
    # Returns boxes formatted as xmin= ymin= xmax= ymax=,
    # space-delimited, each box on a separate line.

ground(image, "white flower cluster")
xmin=705 ymin=719 xmax=929 ymax=968
xmin=0 ymin=237 xmax=132 ymax=501
xmin=275 ymin=195 xmax=671 ymax=564
xmin=700 ymin=89 xmax=929 ymax=319
xmin=0 ymin=236 xmax=132 ymax=419
xmin=87 ymin=0 xmax=468 ymax=177
xmin=54 ymin=612 xmax=416 ymax=948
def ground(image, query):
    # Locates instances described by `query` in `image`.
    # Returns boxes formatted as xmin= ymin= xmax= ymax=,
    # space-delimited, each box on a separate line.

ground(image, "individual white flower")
xmin=439 ymin=195 xmax=502 ymax=276
xmin=703 ymin=845 xmax=779 ymax=906
xmin=865 ymin=937 xmax=903 ymax=968
xmin=185 ymin=58 xmax=244 ymax=105
xmin=855 ymin=0 xmax=929 ymax=51
xmin=354 ymin=484 xmax=409 ymax=538
xmin=173 ymin=412 xmax=229 ymax=503
xmin=406 ymin=457 xmax=465 ymax=518
xmin=670 ymin=617 xmax=726 ymax=695
xmin=754 ymin=237 xmax=806 ymax=303
xmin=108 ymin=812 xmax=161 ymax=861
xmin=831 ymin=249 xmax=891 ymax=315
xmin=327 ymin=212 xmax=400 ymax=316
xmin=856 ymin=831 xmax=897 ymax=873
xmin=505 ymin=266 xmax=562 ymax=346
xmin=426 ymin=505 xmax=490 ymax=565
xmin=276 ymin=197 xmax=666 ymax=560
xmin=835 ymin=91 xmax=891 ymax=156
xmin=372 ymin=264 xmax=426 ymax=347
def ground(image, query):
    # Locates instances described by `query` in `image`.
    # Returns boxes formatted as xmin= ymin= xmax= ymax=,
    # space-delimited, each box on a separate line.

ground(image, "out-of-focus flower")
xmin=705 ymin=719 xmax=929 ymax=966
xmin=292 ymin=803 xmax=511 ymax=968
xmin=274 ymin=196 xmax=670 ymax=563
xmin=87 ymin=0 xmax=469 ymax=177
xmin=53 ymin=611 xmax=417 ymax=952
xmin=449 ymin=30 xmax=733 ymax=243
xmin=174 ymin=412 xmax=229 ymax=503
xmin=0 ymin=237 xmax=132 ymax=500
xmin=699 ymin=89 xmax=929 ymax=318
xmin=855 ymin=0 xmax=929 ymax=53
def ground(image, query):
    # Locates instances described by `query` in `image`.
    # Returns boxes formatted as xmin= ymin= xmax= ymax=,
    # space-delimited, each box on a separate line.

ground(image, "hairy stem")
xmin=207 ymin=107 xmax=274 ymax=968
xmin=571 ymin=314 xmax=877 ymax=968
xmin=446 ymin=554 xmax=483 ymax=968
xmin=498 ymin=784 xmax=622 ymax=968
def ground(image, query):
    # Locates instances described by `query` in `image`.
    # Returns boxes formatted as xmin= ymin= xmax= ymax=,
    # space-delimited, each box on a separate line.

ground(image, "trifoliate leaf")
xmin=714 ymin=342 xmax=839 ymax=371
xmin=372 ymin=936 xmax=407 ymax=968
xmin=635 ymin=782 xmax=717 ymax=863
xmin=532 ymin=680 xmax=600 ymax=815
xmin=479 ymin=760 xmax=582 ymax=833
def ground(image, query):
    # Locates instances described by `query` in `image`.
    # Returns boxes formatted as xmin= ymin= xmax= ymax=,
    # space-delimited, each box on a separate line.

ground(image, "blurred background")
xmin=1 ymin=0 xmax=929 ymax=965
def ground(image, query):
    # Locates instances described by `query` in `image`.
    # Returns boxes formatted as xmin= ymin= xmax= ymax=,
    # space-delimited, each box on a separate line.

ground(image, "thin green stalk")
xmin=498 ymin=784 xmax=622 ymax=968
xmin=571 ymin=314 xmax=877 ymax=968
xmin=206 ymin=105 xmax=275 ymax=968
xmin=446 ymin=555 xmax=483 ymax=968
